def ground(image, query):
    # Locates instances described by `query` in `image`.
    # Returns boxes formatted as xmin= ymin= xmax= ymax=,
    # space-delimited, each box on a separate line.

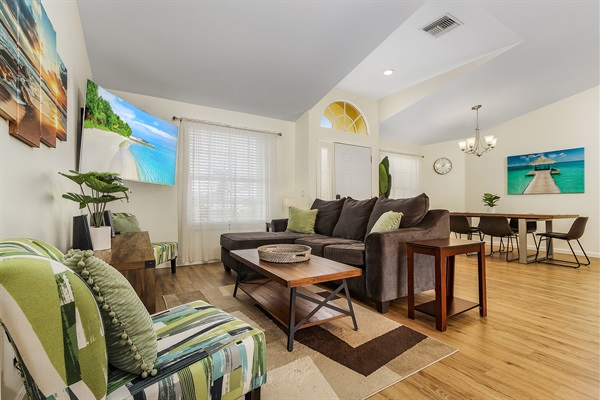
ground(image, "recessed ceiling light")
xmin=383 ymin=69 xmax=395 ymax=76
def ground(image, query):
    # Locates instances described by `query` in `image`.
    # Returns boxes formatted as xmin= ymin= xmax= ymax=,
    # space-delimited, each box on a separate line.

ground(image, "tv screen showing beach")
xmin=79 ymin=80 xmax=178 ymax=185
xmin=507 ymin=147 xmax=584 ymax=195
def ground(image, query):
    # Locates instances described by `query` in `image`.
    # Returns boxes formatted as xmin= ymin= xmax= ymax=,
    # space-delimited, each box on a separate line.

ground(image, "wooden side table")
xmin=94 ymin=231 xmax=156 ymax=313
xmin=407 ymin=238 xmax=486 ymax=332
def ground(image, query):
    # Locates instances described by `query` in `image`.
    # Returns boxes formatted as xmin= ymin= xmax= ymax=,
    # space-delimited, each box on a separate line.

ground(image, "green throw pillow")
xmin=370 ymin=211 xmax=403 ymax=233
xmin=112 ymin=213 xmax=142 ymax=233
xmin=63 ymin=249 xmax=157 ymax=378
xmin=286 ymin=206 xmax=318 ymax=234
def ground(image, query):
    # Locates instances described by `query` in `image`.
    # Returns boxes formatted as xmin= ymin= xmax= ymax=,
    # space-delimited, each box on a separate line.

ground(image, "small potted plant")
xmin=482 ymin=193 xmax=500 ymax=213
xmin=60 ymin=170 xmax=129 ymax=250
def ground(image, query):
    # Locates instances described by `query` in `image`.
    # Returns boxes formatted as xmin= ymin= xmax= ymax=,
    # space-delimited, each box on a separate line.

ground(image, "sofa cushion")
xmin=221 ymin=231 xmax=309 ymax=251
xmin=366 ymin=193 xmax=430 ymax=232
xmin=63 ymin=249 xmax=157 ymax=378
xmin=286 ymin=206 xmax=318 ymax=234
xmin=332 ymin=197 xmax=377 ymax=241
xmin=310 ymin=197 xmax=346 ymax=236
xmin=323 ymin=243 xmax=365 ymax=267
xmin=294 ymin=235 xmax=361 ymax=257
xmin=370 ymin=211 xmax=402 ymax=233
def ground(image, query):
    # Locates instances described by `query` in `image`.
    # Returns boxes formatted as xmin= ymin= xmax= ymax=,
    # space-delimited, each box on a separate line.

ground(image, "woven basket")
xmin=257 ymin=244 xmax=311 ymax=263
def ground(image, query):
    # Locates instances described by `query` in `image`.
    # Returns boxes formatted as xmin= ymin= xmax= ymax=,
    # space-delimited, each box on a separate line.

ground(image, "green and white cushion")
xmin=0 ymin=254 xmax=107 ymax=399
xmin=107 ymin=300 xmax=267 ymax=399
xmin=0 ymin=238 xmax=64 ymax=260
xmin=152 ymin=241 xmax=178 ymax=265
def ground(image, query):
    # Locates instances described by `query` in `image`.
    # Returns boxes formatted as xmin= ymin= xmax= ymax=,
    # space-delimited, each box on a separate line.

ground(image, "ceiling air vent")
xmin=421 ymin=14 xmax=462 ymax=38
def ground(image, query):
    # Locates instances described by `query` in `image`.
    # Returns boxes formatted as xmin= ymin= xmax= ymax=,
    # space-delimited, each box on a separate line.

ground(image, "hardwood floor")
xmin=155 ymin=251 xmax=600 ymax=399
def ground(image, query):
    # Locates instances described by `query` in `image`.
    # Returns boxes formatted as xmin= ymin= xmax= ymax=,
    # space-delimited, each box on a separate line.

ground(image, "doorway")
xmin=334 ymin=143 xmax=372 ymax=199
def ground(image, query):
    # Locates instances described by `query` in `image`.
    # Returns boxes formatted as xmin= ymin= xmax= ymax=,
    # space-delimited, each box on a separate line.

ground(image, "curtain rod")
xmin=380 ymin=149 xmax=424 ymax=158
xmin=172 ymin=116 xmax=282 ymax=136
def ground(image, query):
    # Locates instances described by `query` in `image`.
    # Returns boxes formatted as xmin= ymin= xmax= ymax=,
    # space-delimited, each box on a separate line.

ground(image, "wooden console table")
xmin=407 ymin=238 xmax=487 ymax=332
xmin=94 ymin=231 xmax=156 ymax=313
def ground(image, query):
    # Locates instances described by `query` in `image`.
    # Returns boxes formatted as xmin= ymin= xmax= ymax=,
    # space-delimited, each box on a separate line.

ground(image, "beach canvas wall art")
xmin=507 ymin=147 xmax=584 ymax=195
xmin=0 ymin=0 xmax=67 ymax=147
xmin=79 ymin=80 xmax=179 ymax=186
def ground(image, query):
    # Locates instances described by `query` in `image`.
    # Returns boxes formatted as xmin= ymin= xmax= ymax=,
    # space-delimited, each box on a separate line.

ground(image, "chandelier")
xmin=458 ymin=105 xmax=497 ymax=157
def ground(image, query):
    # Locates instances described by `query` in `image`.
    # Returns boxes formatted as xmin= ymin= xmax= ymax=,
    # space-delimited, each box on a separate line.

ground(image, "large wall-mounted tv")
xmin=79 ymin=80 xmax=178 ymax=186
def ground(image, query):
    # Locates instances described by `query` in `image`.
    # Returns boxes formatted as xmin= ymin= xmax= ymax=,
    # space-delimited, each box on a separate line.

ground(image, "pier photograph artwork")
xmin=507 ymin=147 xmax=584 ymax=195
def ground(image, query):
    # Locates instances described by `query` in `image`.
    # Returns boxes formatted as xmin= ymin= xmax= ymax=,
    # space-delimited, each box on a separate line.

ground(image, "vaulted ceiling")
xmin=77 ymin=0 xmax=599 ymax=145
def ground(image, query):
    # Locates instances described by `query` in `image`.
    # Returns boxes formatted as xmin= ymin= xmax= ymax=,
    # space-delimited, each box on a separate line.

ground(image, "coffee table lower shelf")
xmin=238 ymin=280 xmax=349 ymax=329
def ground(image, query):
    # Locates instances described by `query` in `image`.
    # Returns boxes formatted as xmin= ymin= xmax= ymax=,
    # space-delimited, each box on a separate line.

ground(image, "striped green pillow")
xmin=0 ymin=256 xmax=107 ymax=399
xmin=63 ymin=249 xmax=158 ymax=378
xmin=0 ymin=238 xmax=64 ymax=260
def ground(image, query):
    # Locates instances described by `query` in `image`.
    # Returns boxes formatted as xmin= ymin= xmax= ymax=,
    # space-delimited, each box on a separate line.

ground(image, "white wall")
xmin=0 ymin=2 xmax=93 ymax=398
xmin=421 ymin=140 xmax=467 ymax=211
xmin=109 ymin=90 xmax=297 ymax=235
xmin=462 ymin=86 xmax=599 ymax=257
xmin=393 ymin=87 xmax=599 ymax=257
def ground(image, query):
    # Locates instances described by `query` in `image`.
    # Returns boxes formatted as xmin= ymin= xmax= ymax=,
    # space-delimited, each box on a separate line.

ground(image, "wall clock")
xmin=433 ymin=157 xmax=452 ymax=175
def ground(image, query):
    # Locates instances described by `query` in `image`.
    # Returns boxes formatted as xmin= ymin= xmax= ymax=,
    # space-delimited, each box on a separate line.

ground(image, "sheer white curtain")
xmin=178 ymin=120 xmax=276 ymax=264
xmin=380 ymin=152 xmax=422 ymax=198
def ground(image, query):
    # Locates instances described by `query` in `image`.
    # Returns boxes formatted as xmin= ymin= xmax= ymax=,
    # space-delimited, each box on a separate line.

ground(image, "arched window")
xmin=320 ymin=101 xmax=368 ymax=135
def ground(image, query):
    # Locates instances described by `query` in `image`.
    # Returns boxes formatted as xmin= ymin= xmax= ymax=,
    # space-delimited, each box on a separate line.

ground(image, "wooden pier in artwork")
xmin=523 ymin=170 xmax=561 ymax=194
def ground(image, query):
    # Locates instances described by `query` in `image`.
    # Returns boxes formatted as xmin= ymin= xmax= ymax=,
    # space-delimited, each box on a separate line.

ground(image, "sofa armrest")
xmin=363 ymin=209 xmax=450 ymax=302
xmin=270 ymin=218 xmax=289 ymax=232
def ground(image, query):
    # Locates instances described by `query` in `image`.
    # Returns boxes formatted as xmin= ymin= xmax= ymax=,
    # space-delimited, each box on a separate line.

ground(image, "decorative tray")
xmin=257 ymin=244 xmax=311 ymax=263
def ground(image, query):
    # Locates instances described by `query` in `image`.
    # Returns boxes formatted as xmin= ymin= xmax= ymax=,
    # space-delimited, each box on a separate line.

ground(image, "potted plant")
xmin=60 ymin=170 xmax=129 ymax=250
xmin=379 ymin=156 xmax=392 ymax=198
xmin=482 ymin=193 xmax=500 ymax=213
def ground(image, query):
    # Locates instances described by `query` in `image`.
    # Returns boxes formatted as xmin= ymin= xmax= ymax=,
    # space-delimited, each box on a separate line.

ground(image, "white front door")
xmin=334 ymin=143 xmax=372 ymax=199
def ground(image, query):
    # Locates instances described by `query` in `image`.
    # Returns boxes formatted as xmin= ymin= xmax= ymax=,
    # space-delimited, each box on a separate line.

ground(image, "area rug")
xmin=164 ymin=285 xmax=457 ymax=400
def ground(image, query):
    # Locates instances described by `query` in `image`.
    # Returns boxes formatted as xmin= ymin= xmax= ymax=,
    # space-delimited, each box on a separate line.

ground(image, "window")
xmin=185 ymin=122 xmax=275 ymax=227
xmin=380 ymin=152 xmax=422 ymax=198
xmin=320 ymin=101 xmax=368 ymax=135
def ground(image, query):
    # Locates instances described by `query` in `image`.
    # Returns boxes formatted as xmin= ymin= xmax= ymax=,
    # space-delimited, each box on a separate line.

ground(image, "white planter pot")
xmin=487 ymin=206 xmax=496 ymax=213
xmin=90 ymin=226 xmax=112 ymax=250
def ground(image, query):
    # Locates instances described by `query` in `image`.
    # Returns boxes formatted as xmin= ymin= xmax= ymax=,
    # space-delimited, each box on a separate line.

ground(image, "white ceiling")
xmin=77 ymin=0 xmax=599 ymax=145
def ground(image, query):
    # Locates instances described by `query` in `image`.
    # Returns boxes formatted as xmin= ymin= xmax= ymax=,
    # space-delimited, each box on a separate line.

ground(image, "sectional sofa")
xmin=221 ymin=194 xmax=450 ymax=313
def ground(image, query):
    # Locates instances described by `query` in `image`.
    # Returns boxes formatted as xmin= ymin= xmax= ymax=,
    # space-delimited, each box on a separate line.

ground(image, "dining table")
xmin=449 ymin=212 xmax=579 ymax=264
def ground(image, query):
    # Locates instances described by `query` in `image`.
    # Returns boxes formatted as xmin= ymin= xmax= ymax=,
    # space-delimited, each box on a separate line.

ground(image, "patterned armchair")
xmin=0 ymin=239 xmax=266 ymax=399
xmin=111 ymin=212 xmax=179 ymax=273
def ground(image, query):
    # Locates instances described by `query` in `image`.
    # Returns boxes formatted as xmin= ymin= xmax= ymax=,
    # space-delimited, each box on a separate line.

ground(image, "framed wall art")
xmin=507 ymin=147 xmax=584 ymax=195
xmin=0 ymin=0 xmax=67 ymax=148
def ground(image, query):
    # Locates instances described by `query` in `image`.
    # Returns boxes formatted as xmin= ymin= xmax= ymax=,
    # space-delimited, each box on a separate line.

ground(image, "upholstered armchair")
xmin=0 ymin=238 xmax=266 ymax=399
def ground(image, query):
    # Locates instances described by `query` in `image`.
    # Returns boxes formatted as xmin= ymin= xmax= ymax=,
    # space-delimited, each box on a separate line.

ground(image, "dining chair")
xmin=534 ymin=217 xmax=590 ymax=268
xmin=509 ymin=218 xmax=538 ymax=247
xmin=450 ymin=215 xmax=482 ymax=240
xmin=478 ymin=216 xmax=519 ymax=262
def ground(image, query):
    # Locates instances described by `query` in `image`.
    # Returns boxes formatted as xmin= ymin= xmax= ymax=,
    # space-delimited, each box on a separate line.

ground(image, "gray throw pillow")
xmin=366 ymin=193 xmax=430 ymax=232
xmin=332 ymin=197 xmax=377 ymax=241
xmin=310 ymin=197 xmax=346 ymax=236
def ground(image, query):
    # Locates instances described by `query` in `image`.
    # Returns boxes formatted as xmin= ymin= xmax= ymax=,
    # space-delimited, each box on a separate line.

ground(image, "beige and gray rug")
xmin=164 ymin=285 xmax=457 ymax=400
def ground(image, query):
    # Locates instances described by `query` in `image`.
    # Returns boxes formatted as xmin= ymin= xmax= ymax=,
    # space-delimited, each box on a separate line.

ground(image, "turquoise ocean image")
xmin=507 ymin=148 xmax=584 ymax=194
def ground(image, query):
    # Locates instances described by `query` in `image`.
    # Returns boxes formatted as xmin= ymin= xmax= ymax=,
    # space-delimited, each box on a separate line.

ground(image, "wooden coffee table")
xmin=230 ymin=249 xmax=363 ymax=351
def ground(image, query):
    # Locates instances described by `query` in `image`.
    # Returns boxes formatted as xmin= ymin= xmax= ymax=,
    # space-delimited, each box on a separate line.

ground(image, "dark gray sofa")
xmin=220 ymin=194 xmax=449 ymax=313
